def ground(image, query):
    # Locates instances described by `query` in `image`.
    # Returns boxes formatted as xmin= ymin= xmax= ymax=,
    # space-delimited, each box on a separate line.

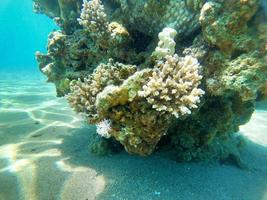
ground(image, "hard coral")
xmin=206 ymin=51 xmax=267 ymax=101
xmin=67 ymin=59 xmax=137 ymax=121
xmin=139 ymin=54 xmax=204 ymax=118
xmin=95 ymin=69 xmax=170 ymax=155
xmin=153 ymin=27 xmax=177 ymax=60
xmin=78 ymin=0 xmax=108 ymax=38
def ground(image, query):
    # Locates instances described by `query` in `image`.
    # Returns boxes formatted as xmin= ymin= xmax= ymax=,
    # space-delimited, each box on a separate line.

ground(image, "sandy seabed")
xmin=0 ymin=72 xmax=267 ymax=200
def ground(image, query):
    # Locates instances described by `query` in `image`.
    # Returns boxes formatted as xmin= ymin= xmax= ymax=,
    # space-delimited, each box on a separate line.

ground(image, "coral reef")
xmin=206 ymin=51 xmax=267 ymax=101
xmin=34 ymin=0 xmax=267 ymax=163
xmin=168 ymin=95 xmax=254 ymax=164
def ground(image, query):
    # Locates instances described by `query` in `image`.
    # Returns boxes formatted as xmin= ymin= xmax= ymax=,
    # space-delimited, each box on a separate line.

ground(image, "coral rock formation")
xmin=34 ymin=0 xmax=267 ymax=163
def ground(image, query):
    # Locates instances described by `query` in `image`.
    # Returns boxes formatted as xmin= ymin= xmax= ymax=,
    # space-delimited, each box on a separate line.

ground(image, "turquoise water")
xmin=0 ymin=0 xmax=55 ymax=72
xmin=0 ymin=1 xmax=267 ymax=200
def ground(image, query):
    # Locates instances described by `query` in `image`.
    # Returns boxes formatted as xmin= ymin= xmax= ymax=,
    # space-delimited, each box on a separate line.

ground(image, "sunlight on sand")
xmin=57 ymin=159 xmax=106 ymax=200
xmin=0 ymin=73 xmax=104 ymax=200
xmin=240 ymin=101 xmax=267 ymax=147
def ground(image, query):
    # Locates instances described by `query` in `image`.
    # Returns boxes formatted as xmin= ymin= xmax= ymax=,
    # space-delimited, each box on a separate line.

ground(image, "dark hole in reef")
xmin=74 ymin=63 xmax=86 ymax=71
xmin=180 ymin=27 xmax=202 ymax=46
xmin=231 ymin=50 xmax=247 ymax=60
xmin=157 ymin=134 xmax=172 ymax=150
xmin=80 ymin=43 xmax=88 ymax=49
xmin=130 ymin=30 xmax=153 ymax=53
xmin=248 ymin=3 xmax=267 ymax=27
xmin=108 ymin=138 xmax=124 ymax=153
xmin=103 ymin=0 xmax=120 ymax=10
xmin=177 ymin=27 xmax=202 ymax=54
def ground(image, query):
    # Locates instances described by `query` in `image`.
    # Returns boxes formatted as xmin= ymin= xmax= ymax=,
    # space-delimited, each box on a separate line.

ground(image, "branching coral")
xmin=36 ymin=23 xmax=135 ymax=97
xmin=68 ymin=66 xmax=170 ymax=155
xmin=139 ymin=54 xmax=204 ymax=118
xmin=78 ymin=0 xmax=108 ymax=38
xmin=153 ymin=27 xmax=177 ymax=60
xmin=67 ymin=59 xmax=137 ymax=121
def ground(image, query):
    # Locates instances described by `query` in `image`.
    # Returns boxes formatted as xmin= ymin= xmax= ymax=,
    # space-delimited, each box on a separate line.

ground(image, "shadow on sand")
xmin=57 ymin=123 xmax=267 ymax=200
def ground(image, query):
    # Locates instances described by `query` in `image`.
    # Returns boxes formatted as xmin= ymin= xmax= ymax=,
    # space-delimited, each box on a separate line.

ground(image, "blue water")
xmin=0 ymin=0 xmax=56 ymax=72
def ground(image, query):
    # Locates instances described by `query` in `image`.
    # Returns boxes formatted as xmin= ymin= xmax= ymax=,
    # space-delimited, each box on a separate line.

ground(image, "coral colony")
xmin=34 ymin=0 xmax=267 ymax=163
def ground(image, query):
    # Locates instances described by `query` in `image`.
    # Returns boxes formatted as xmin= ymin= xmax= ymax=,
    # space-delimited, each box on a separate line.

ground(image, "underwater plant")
xmin=34 ymin=0 xmax=267 ymax=164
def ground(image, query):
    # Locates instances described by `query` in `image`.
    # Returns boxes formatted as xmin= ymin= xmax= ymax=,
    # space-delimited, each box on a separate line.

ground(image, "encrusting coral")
xmin=199 ymin=0 xmax=259 ymax=53
xmin=34 ymin=0 xmax=267 ymax=164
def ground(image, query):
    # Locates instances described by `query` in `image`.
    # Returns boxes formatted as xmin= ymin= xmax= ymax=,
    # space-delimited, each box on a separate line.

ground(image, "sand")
xmin=0 ymin=72 xmax=267 ymax=200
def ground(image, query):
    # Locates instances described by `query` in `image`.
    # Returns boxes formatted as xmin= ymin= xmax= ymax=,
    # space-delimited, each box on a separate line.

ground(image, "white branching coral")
xmin=96 ymin=119 xmax=111 ymax=138
xmin=67 ymin=59 xmax=137 ymax=121
xmin=78 ymin=0 xmax=108 ymax=37
xmin=139 ymin=54 xmax=205 ymax=118
xmin=153 ymin=27 xmax=177 ymax=60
